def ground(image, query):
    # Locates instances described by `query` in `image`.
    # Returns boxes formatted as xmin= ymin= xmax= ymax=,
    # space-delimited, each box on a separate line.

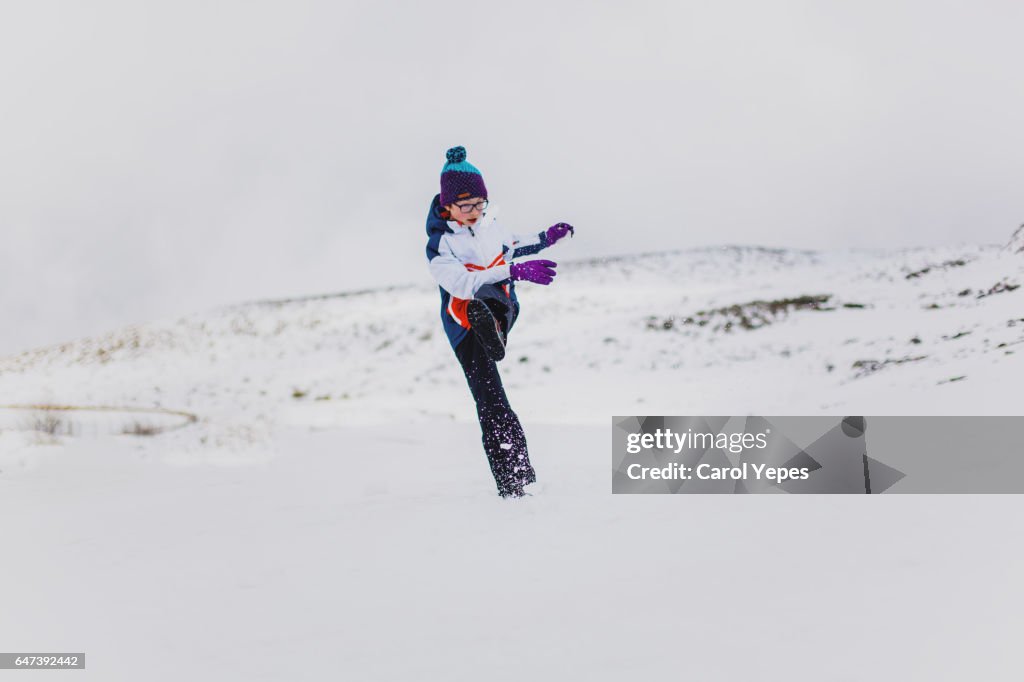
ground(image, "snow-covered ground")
xmin=1 ymin=240 xmax=1022 ymax=680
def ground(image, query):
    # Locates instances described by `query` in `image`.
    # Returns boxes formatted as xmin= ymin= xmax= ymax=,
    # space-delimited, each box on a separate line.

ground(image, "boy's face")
xmin=445 ymin=197 xmax=487 ymax=226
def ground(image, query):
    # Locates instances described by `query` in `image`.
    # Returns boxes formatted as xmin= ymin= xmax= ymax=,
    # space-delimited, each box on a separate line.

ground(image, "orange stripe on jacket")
xmin=447 ymin=253 xmax=508 ymax=328
xmin=464 ymin=253 xmax=506 ymax=271
xmin=448 ymin=297 xmax=470 ymax=329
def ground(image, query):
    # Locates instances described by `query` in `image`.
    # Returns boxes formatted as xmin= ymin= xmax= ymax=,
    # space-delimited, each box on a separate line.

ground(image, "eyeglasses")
xmin=453 ymin=200 xmax=488 ymax=214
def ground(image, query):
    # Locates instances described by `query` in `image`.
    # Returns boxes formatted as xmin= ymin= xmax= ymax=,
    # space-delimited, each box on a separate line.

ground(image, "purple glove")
xmin=545 ymin=222 xmax=575 ymax=245
xmin=510 ymin=259 xmax=558 ymax=285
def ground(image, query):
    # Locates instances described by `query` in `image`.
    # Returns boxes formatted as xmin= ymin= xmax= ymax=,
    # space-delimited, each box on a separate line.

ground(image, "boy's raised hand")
xmin=510 ymin=260 xmax=558 ymax=285
xmin=545 ymin=223 xmax=575 ymax=245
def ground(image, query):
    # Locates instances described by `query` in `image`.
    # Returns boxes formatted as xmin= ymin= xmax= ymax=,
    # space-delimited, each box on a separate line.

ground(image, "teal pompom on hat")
xmin=440 ymin=146 xmax=488 ymax=207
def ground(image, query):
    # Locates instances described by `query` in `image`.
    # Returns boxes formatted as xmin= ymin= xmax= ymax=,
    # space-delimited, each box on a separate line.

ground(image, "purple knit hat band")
xmin=440 ymin=146 xmax=488 ymax=207
xmin=440 ymin=171 xmax=488 ymax=207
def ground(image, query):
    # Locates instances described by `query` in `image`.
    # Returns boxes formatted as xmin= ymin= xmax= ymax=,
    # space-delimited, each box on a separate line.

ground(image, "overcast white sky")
xmin=2 ymin=0 xmax=1022 ymax=354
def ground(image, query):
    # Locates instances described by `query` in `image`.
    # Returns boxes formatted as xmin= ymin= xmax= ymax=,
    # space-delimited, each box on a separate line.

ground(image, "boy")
xmin=424 ymin=146 xmax=574 ymax=498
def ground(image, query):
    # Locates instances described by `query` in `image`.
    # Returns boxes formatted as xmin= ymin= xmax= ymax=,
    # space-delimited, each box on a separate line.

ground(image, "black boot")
xmin=467 ymin=299 xmax=506 ymax=362
xmin=514 ymin=454 xmax=537 ymax=486
xmin=499 ymin=484 xmax=528 ymax=499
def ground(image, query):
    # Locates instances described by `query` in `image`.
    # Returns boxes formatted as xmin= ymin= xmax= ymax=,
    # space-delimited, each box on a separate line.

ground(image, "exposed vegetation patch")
xmin=27 ymin=409 xmax=68 ymax=435
xmin=904 ymin=259 xmax=969 ymax=279
xmin=0 ymin=404 xmax=197 ymax=438
xmin=123 ymin=421 xmax=162 ymax=436
xmin=646 ymin=294 xmax=838 ymax=333
xmin=977 ymin=280 xmax=1020 ymax=299
xmin=851 ymin=355 xmax=928 ymax=378
xmin=1005 ymin=224 xmax=1024 ymax=254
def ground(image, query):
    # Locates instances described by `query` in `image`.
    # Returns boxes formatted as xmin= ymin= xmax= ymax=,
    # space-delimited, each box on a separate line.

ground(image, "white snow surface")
xmin=1 ymin=243 xmax=1023 ymax=680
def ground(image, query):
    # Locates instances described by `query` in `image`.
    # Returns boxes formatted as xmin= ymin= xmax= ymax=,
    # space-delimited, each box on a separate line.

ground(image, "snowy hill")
xmin=2 ymin=240 xmax=1023 ymax=681
xmin=1 ymin=240 xmax=1021 ymax=460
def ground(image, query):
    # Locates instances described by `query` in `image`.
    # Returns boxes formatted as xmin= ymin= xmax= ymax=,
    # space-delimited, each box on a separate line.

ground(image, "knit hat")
xmin=440 ymin=146 xmax=488 ymax=207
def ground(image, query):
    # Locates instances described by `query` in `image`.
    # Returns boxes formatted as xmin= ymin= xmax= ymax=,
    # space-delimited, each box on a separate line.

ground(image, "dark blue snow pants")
xmin=453 ymin=283 xmax=536 ymax=496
